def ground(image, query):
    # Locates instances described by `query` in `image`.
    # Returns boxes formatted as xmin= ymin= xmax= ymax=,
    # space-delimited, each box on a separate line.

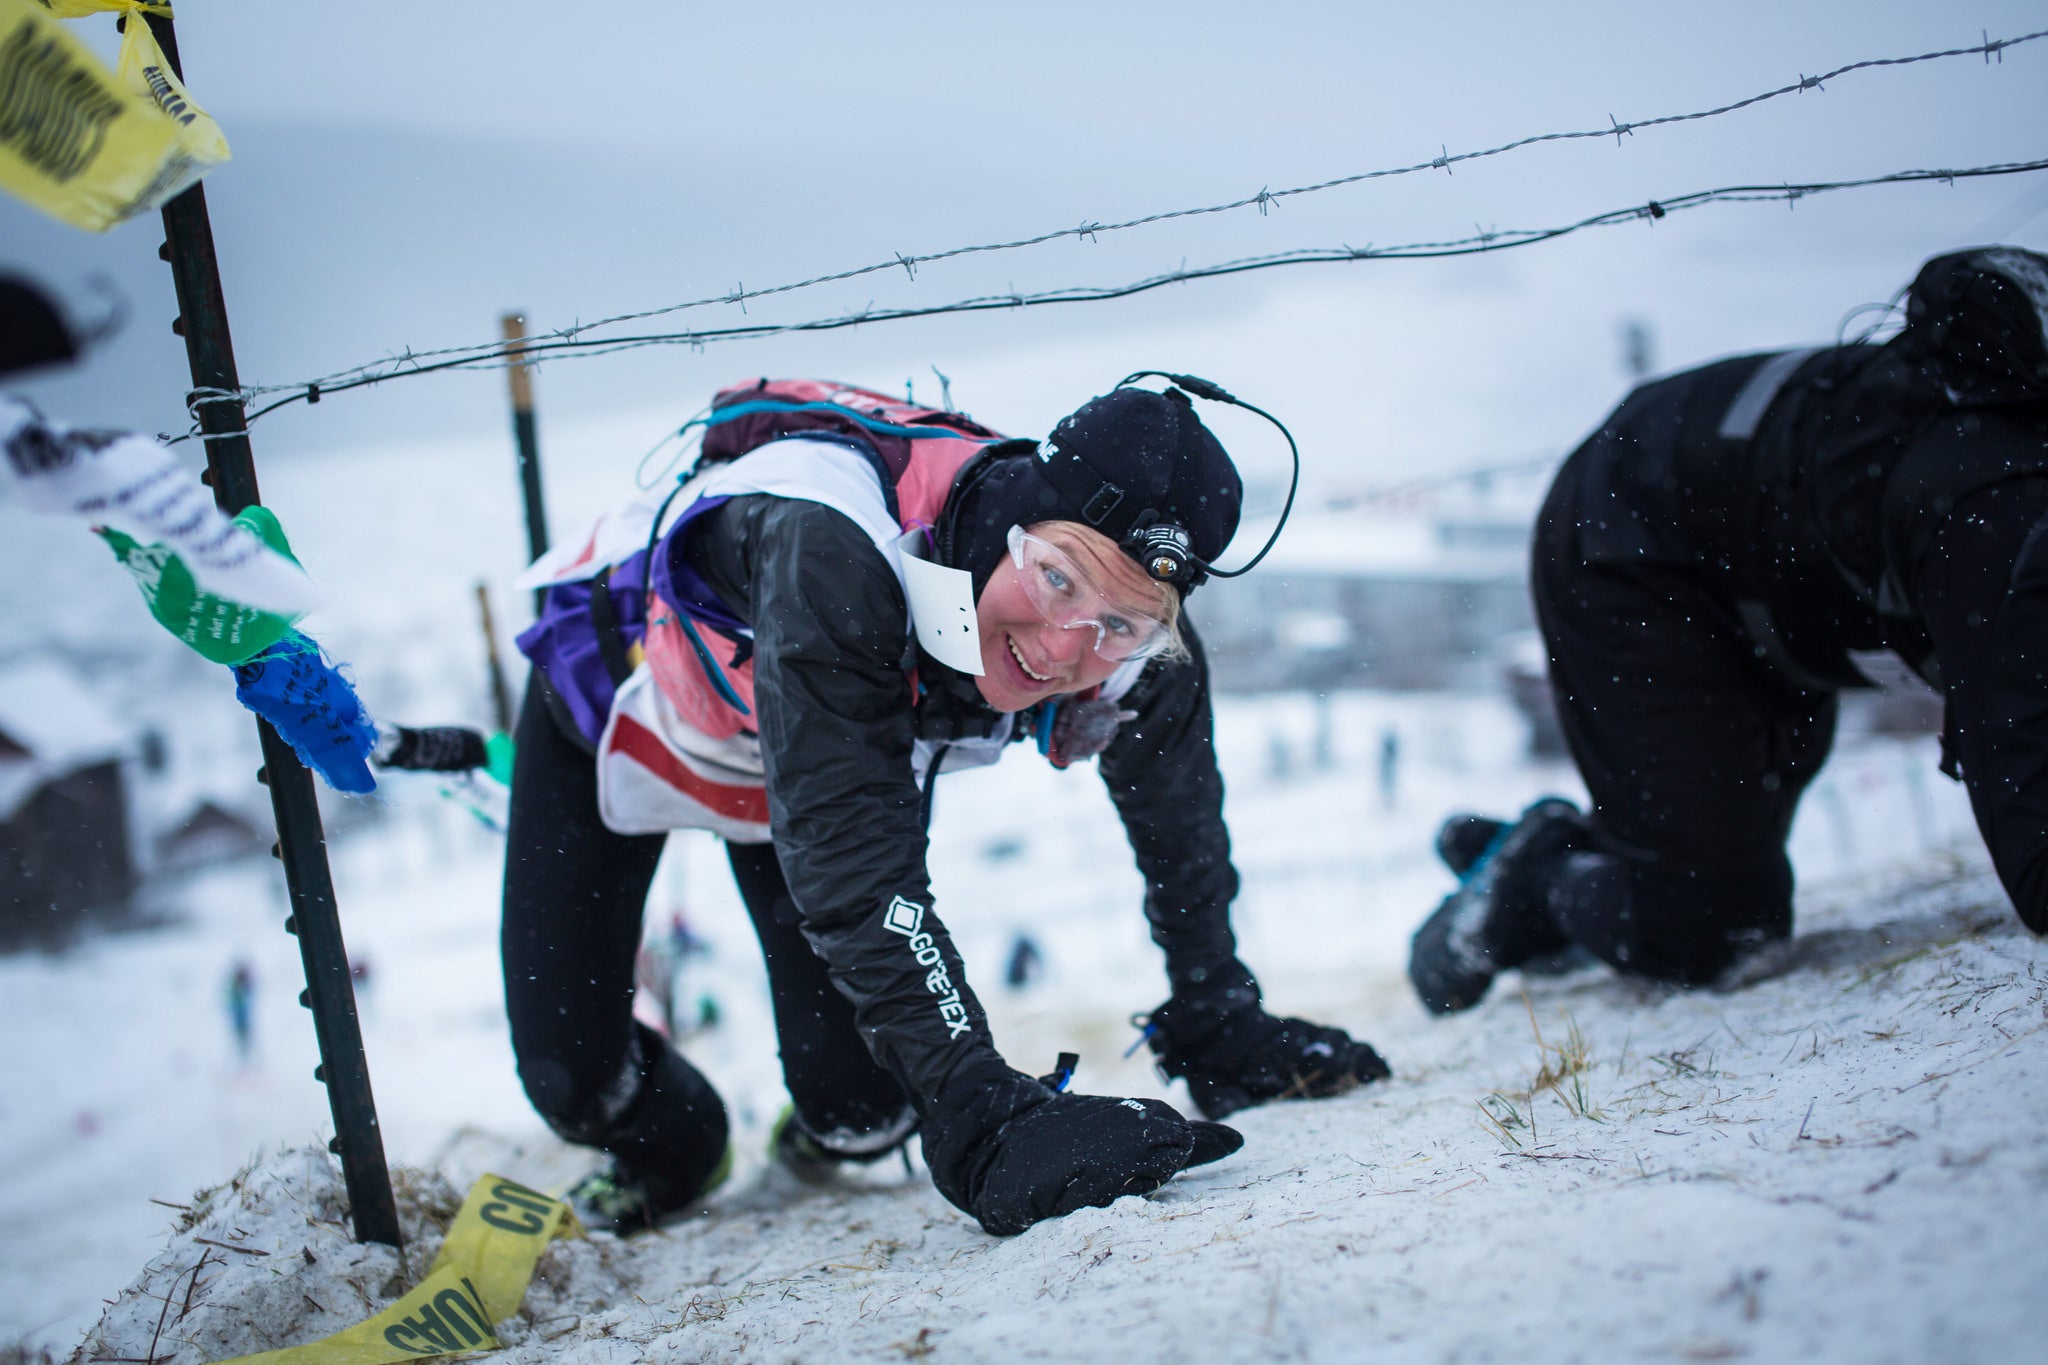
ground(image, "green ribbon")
xmin=484 ymin=731 xmax=516 ymax=786
xmin=99 ymin=504 xmax=305 ymax=665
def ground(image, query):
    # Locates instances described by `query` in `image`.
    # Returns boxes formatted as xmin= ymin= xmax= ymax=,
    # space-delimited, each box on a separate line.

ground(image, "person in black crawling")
xmin=1408 ymin=246 xmax=2048 ymax=1014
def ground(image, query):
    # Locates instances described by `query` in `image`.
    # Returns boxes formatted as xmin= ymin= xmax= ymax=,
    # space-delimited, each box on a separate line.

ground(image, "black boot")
xmin=1409 ymin=798 xmax=1585 ymax=1015
xmin=770 ymin=1102 xmax=920 ymax=1184
xmin=562 ymin=1030 xmax=731 ymax=1234
xmin=1434 ymin=814 xmax=1508 ymax=877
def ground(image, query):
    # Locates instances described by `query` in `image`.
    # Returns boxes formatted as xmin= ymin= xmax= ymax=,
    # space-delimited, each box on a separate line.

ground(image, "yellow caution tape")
xmin=0 ymin=0 xmax=229 ymax=231
xmin=213 ymin=1174 xmax=582 ymax=1365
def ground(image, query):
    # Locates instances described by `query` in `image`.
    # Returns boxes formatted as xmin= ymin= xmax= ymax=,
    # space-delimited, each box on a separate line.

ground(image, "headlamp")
xmin=1124 ymin=521 xmax=1200 ymax=586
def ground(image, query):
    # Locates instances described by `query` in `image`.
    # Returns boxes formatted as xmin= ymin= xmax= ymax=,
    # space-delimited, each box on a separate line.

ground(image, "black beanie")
xmin=1900 ymin=246 xmax=2048 ymax=405
xmin=944 ymin=386 xmax=1244 ymax=594
xmin=0 ymin=276 xmax=79 ymax=379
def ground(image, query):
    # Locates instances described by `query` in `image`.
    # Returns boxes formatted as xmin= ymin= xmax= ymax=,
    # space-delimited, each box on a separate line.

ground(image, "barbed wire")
xmin=172 ymin=155 xmax=2048 ymax=443
xmin=191 ymin=25 xmax=2043 ymax=419
xmin=1329 ymin=455 xmax=1565 ymax=510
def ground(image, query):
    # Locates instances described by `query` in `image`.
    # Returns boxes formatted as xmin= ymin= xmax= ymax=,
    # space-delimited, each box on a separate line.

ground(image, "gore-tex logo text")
xmin=883 ymin=896 xmax=974 ymax=1040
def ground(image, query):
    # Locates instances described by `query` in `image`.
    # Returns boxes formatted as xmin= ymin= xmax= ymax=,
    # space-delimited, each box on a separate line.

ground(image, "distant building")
xmin=1190 ymin=465 xmax=1551 ymax=693
xmin=0 ymin=659 xmax=138 ymax=935
xmin=153 ymin=796 xmax=268 ymax=871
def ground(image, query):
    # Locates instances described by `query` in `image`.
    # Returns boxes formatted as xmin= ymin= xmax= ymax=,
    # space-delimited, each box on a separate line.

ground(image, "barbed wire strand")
xmin=200 ymin=26 xmax=2045 ymax=412
xmin=1331 ymin=455 xmax=1566 ymax=510
xmin=170 ymin=155 xmax=2048 ymax=444
xmin=1332 ymin=284 xmax=1923 ymax=509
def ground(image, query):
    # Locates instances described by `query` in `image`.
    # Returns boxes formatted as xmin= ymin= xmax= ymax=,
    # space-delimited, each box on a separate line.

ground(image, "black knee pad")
xmin=609 ymin=1036 xmax=729 ymax=1202
xmin=523 ymin=1024 xmax=728 ymax=1178
xmin=519 ymin=1049 xmax=642 ymax=1147
xmin=1551 ymin=849 xmax=1791 ymax=987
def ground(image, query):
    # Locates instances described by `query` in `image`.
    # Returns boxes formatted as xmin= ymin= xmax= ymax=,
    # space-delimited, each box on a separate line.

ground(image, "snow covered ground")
xmin=7 ymin=672 xmax=2039 ymax=1362
xmin=2 ymin=373 xmax=2040 ymax=1363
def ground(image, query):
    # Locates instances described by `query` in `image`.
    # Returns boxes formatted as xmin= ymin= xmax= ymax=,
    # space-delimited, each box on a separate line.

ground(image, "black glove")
xmin=1147 ymin=969 xmax=1392 ymax=1120
xmin=373 ymin=723 xmax=489 ymax=772
xmin=1045 ymin=697 xmax=1137 ymax=768
xmin=920 ymin=1067 xmax=1242 ymax=1236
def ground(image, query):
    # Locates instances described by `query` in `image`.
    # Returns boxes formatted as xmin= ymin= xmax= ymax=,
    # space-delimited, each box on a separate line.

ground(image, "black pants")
xmin=501 ymin=677 xmax=907 ymax=1187
xmin=1532 ymin=489 xmax=1830 ymax=982
xmin=1532 ymin=456 xmax=2048 ymax=983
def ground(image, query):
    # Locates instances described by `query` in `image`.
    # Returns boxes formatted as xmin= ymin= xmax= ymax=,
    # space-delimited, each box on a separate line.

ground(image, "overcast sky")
xmin=6 ymin=0 xmax=2047 ymax=502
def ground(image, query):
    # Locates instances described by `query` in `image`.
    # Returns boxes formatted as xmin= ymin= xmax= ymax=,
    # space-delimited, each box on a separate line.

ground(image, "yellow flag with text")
xmin=0 ymin=0 xmax=229 ymax=231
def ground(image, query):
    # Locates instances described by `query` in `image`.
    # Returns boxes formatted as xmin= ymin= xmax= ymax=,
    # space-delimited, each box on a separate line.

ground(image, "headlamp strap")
xmin=1026 ymin=370 xmax=1300 ymax=586
xmin=1114 ymin=370 xmax=1302 ymax=580
xmin=1034 ymin=439 xmax=1134 ymax=539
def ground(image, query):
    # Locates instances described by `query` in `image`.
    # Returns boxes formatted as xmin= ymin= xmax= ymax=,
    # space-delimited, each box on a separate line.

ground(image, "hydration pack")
xmin=689 ymin=377 xmax=1027 ymax=523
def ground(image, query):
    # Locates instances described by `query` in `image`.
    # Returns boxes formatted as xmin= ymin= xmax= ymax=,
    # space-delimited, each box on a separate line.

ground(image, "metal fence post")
xmin=143 ymin=10 xmax=402 ymax=1250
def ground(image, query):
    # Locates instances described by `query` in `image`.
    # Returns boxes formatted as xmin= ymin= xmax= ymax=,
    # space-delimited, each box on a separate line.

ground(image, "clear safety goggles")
xmin=1006 ymin=525 xmax=1174 ymax=662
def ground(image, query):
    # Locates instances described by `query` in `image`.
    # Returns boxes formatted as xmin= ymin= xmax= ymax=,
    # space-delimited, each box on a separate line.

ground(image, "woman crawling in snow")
xmin=506 ymin=374 xmax=1391 ymax=1236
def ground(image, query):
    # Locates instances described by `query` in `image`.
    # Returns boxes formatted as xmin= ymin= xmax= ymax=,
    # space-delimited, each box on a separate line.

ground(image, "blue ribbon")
xmin=230 ymin=630 xmax=378 ymax=795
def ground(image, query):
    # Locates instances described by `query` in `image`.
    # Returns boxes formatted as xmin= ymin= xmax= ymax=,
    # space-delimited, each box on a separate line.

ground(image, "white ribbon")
xmin=1 ymin=398 xmax=322 ymax=615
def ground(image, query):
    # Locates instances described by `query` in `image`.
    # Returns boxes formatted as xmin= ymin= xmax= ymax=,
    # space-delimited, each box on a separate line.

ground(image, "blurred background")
xmin=2 ymin=0 xmax=2043 ymax=1351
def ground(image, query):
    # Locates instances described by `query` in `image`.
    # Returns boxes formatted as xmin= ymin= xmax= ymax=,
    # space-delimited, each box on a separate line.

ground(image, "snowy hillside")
xmin=2 ymin=322 xmax=2040 ymax=1365
xmin=8 ymin=5 xmax=2048 ymax=1359
xmin=65 ymin=827 xmax=2044 ymax=1364
xmin=9 ymin=678 xmax=2039 ymax=1362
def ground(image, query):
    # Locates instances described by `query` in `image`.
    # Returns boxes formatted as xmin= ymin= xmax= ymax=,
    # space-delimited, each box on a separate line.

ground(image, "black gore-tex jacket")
xmin=677 ymin=493 xmax=1244 ymax=1110
xmin=1559 ymin=337 xmax=2048 ymax=925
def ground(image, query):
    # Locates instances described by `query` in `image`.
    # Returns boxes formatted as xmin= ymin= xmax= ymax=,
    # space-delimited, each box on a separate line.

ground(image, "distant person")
xmin=631 ymin=934 xmax=680 ymax=1041
xmin=225 ymin=960 xmax=255 ymax=1064
xmin=1378 ymin=727 xmax=1400 ymax=809
xmin=1409 ymin=247 xmax=2048 ymax=1013
xmin=504 ymin=375 xmax=1389 ymax=1235
xmin=660 ymin=911 xmax=716 ymax=1038
xmin=666 ymin=911 xmax=708 ymax=962
xmin=1266 ymin=728 xmax=1294 ymax=781
xmin=1312 ymin=694 xmax=1336 ymax=772
xmin=1004 ymin=933 xmax=1045 ymax=990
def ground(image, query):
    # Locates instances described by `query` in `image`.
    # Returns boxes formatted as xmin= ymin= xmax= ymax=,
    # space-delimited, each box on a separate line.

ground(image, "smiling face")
xmin=971 ymin=520 xmax=1177 ymax=713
